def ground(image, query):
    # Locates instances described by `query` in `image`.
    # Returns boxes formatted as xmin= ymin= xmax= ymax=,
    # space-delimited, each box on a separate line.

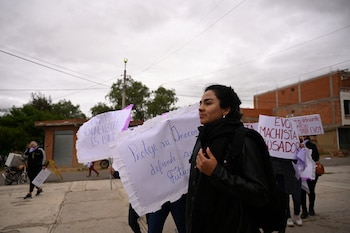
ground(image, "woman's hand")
xmin=196 ymin=147 xmax=217 ymax=176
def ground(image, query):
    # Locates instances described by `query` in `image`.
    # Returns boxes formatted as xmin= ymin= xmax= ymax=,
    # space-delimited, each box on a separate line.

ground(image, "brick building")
xmin=252 ymin=69 xmax=350 ymax=153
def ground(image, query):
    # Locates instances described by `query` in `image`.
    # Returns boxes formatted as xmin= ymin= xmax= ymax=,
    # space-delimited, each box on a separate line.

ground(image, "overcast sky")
xmin=1 ymin=0 xmax=350 ymax=117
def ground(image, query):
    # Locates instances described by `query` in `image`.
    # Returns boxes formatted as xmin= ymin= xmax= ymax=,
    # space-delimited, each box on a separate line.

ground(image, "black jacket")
xmin=24 ymin=147 xmax=46 ymax=173
xmin=305 ymin=140 xmax=320 ymax=162
xmin=186 ymin=118 xmax=269 ymax=233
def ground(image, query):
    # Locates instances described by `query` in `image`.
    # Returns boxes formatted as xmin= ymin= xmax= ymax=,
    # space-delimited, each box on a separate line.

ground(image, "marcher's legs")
xmin=28 ymin=172 xmax=36 ymax=193
xmin=286 ymin=195 xmax=291 ymax=218
xmin=287 ymin=178 xmax=302 ymax=226
xmin=307 ymin=176 xmax=318 ymax=214
xmin=147 ymin=204 xmax=169 ymax=233
xmin=90 ymin=166 xmax=99 ymax=175
xmin=87 ymin=162 xmax=99 ymax=176
xmin=301 ymin=176 xmax=318 ymax=218
xmin=25 ymin=169 xmax=41 ymax=199
xmin=128 ymin=204 xmax=141 ymax=233
xmin=301 ymin=184 xmax=309 ymax=219
xmin=169 ymin=195 xmax=186 ymax=233
xmin=291 ymin=179 xmax=302 ymax=226
xmin=275 ymin=174 xmax=288 ymax=232
xmin=292 ymin=179 xmax=301 ymax=216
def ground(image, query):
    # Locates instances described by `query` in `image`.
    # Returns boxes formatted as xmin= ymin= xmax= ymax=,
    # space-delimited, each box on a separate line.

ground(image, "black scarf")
xmin=198 ymin=118 xmax=243 ymax=151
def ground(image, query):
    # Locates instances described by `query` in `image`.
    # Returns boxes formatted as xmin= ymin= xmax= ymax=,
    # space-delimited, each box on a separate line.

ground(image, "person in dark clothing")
xmin=186 ymin=84 xmax=270 ymax=233
xmin=23 ymin=141 xmax=46 ymax=199
xmin=147 ymin=194 xmax=186 ymax=233
xmin=300 ymin=136 xmax=320 ymax=219
xmin=109 ymin=166 xmax=149 ymax=233
xmin=270 ymin=157 xmax=301 ymax=229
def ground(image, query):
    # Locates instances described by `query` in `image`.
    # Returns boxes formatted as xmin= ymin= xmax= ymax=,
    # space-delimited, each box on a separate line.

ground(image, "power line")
xmin=171 ymin=59 xmax=350 ymax=100
xmin=0 ymin=48 xmax=110 ymax=87
xmin=0 ymin=87 xmax=108 ymax=92
xmin=134 ymin=0 xmax=247 ymax=76
xmin=161 ymin=23 xmax=350 ymax=85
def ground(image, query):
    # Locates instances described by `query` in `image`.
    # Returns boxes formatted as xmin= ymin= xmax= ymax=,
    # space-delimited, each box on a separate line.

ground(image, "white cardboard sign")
xmin=258 ymin=115 xmax=299 ymax=160
xmin=76 ymin=105 xmax=133 ymax=163
xmin=110 ymin=104 xmax=200 ymax=216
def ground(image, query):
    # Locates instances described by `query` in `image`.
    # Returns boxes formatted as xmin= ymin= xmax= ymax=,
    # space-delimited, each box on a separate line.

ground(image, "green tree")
xmin=52 ymin=99 xmax=86 ymax=119
xmin=0 ymin=92 xmax=86 ymax=155
xmin=29 ymin=92 xmax=53 ymax=111
xmin=0 ymin=105 xmax=48 ymax=155
xmin=90 ymin=102 xmax=113 ymax=116
xmin=100 ymin=77 xmax=178 ymax=120
xmin=146 ymin=87 xmax=178 ymax=118
xmin=106 ymin=77 xmax=150 ymax=120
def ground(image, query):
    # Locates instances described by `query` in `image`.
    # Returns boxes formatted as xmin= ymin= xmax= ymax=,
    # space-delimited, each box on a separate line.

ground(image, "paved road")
xmin=0 ymin=155 xmax=349 ymax=233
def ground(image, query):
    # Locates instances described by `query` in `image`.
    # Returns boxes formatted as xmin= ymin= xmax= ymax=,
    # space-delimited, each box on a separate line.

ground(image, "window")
xmin=344 ymin=100 xmax=350 ymax=116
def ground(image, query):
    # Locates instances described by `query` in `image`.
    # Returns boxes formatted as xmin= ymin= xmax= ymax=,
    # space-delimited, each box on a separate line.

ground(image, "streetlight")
xmin=122 ymin=58 xmax=128 ymax=109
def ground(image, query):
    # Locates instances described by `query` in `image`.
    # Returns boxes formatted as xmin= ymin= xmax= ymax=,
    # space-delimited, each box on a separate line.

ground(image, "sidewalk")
xmin=0 ymin=165 xmax=350 ymax=233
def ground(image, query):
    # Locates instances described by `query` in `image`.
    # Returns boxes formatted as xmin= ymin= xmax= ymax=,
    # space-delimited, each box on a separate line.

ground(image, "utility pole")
xmin=122 ymin=58 xmax=128 ymax=109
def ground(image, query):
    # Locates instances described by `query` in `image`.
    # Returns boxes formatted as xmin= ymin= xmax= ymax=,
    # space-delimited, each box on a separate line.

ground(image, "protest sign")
xmin=110 ymin=104 xmax=200 ymax=216
xmin=243 ymin=122 xmax=258 ymax=131
xmin=293 ymin=148 xmax=315 ymax=181
xmin=258 ymin=115 xmax=299 ymax=160
xmin=76 ymin=104 xmax=133 ymax=163
xmin=32 ymin=169 xmax=51 ymax=187
xmin=290 ymin=114 xmax=324 ymax=136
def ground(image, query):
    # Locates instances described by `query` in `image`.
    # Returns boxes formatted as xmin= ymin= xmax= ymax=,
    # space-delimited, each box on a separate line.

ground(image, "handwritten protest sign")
xmin=290 ymin=114 xmax=324 ymax=136
xmin=76 ymin=104 xmax=133 ymax=163
xmin=258 ymin=115 xmax=299 ymax=160
xmin=110 ymin=104 xmax=200 ymax=216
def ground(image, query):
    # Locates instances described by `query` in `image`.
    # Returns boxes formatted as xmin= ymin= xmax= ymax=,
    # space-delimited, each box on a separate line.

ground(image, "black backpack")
xmin=229 ymin=126 xmax=287 ymax=232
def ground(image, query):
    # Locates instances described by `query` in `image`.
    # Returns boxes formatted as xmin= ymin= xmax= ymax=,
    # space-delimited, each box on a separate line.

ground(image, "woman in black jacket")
xmin=186 ymin=84 xmax=270 ymax=233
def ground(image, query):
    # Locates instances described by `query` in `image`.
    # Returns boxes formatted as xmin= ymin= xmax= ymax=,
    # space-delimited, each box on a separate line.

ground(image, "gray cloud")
xmin=1 ymin=0 xmax=350 ymax=116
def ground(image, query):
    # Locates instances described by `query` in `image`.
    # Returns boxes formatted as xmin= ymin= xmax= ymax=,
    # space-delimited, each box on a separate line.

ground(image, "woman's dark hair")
xmin=204 ymin=84 xmax=242 ymax=120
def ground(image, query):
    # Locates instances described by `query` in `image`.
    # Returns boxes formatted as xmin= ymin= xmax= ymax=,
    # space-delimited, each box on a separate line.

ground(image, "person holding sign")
xmin=300 ymin=136 xmax=320 ymax=219
xmin=108 ymin=165 xmax=149 ymax=233
xmin=23 ymin=141 xmax=46 ymax=199
xmin=186 ymin=85 xmax=270 ymax=233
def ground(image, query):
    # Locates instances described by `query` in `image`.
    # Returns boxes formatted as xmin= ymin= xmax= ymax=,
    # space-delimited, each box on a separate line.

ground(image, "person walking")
xmin=23 ymin=141 xmax=46 ymax=199
xmin=300 ymin=136 xmax=320 ymax=218
xmin=147 ymin=194 xmax=186 ymax=233
xmin=286 ymin=177 xmax=302 ymax=227
xmin=108 ymin=165 xmax=149 ymax=233
xmin=186 ymin=84 xmax=270 ymax=233
xmin=86 ymin=161 xmax=99 ymax=177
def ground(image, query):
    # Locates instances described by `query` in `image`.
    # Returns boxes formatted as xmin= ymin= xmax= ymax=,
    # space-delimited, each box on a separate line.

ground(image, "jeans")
xmin=147 ymin=195 xmax=186 ymax=233
xmin=129 ymin=203 xmax=150 ymax=233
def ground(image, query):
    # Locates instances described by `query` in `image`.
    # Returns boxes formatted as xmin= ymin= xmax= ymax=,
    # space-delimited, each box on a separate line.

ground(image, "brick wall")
xmin=254 ymin=71 xmax=347 ymax=127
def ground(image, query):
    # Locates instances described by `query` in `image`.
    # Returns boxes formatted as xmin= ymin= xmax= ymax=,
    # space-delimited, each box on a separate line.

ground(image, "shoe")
xmin=96 ymin=173 xmax=99 ymax=177
xmin=309 ymin=208 xmax=315 ymax=216
xmin=36 ymin=188 xmax=43 ymax=196
xmin=86 ymin=175 xmax=91 ymax=177
xmin=287 ymin=218 xmax=294 ymax=227
xmin=301 ymin=211 xmax=309 ymax=219
xmin=294 ymin=215 xmax=302 ymax=226
xmin=24 ymin=193 xmax=32 ymax=199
